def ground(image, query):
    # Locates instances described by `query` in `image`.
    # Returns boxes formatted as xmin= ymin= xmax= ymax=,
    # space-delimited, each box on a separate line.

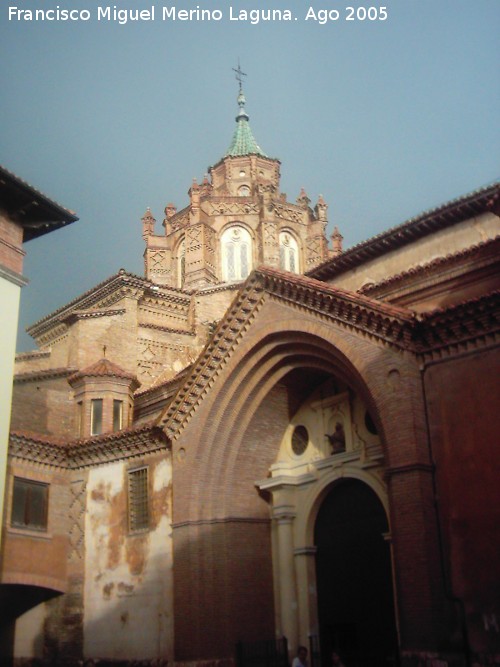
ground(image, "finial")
xmin=232 ymin=59 xmax=247 ymax=92
xmin=331 ymin=226 xmax=344 ymax=257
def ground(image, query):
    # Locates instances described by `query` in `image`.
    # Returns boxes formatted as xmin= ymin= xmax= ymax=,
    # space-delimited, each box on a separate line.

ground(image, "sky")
xmin=1 ymin=0 xmax=499 ymax=351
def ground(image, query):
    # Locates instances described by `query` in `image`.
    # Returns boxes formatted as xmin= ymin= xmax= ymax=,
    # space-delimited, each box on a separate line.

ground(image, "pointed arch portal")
xmin=314 ymin=479 xmax=398 ymax=667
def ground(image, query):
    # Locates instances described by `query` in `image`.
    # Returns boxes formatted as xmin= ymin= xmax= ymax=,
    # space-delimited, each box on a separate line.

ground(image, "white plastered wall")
xmin=84 ymin=457 xmax=173 ymax=661
xmin=0 ymin=276 xmax=21 ymax=549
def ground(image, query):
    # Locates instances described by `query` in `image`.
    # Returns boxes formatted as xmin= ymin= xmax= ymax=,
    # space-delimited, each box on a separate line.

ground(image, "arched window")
xmin=221 ymin=226 xmax=253 ymax=282
xmin=279 ymin=232 xmax=299 ymax=273
xmin=177 ymin=238 xmax=185 ymax=288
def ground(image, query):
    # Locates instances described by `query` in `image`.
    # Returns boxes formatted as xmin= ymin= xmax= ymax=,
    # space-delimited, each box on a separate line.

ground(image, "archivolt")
xmin=183 ymin=317 xmax=399 ymax=520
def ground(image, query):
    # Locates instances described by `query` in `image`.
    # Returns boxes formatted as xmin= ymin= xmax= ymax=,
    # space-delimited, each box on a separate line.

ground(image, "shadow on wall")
xmin=1 ymin=549 xmax=171 ymax=666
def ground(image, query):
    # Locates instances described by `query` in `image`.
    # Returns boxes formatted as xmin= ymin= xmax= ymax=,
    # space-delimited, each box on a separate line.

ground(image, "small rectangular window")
xmin=113 ymin=400 xmax=123 ymax=431
xmin=11 ymin=478 xmax=49 ymax=531
xmin=91 ymin=399 xmax=103 ymax=436
xmin=128 ymin=467 xmax=149 ymax=532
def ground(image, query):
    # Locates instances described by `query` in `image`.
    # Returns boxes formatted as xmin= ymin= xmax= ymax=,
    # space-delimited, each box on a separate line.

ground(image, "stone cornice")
xmin=309 ymin=181 xmax=500 ymax=282
xmin=0 ymin=263 xmax=28 ymax=287
xmin=9 ymin=425 xmax=169 ymax=470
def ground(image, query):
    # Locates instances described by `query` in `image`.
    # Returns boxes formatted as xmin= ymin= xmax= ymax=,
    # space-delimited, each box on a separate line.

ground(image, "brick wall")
xmin=424 ymin=347 xmax=500 ymax=658
xmin=0 ymin=213 xmax=24 ymax=275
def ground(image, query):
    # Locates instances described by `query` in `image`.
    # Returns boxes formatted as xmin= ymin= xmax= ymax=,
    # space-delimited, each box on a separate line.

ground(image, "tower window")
xmin=177 ymin=238 xmax=186 ymax=288
xmin=90 ymin=399 xmax=103 ymax=436
xmin=128 ymin=467 xmax=149 ymax=532
xmin=279 ymin=232 xmax=299 ymax=274
xmin=113 ymin=400 xmax=123 ymax=431
xmin=221 ymin=226 xmax=252 ymax=282
xmin=11 ymin=478 xmax=49 ymax=531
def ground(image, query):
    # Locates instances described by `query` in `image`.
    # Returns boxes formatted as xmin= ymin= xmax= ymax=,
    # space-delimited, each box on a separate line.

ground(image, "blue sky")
xmin=1 ymin=0 xmax=499 ymax=351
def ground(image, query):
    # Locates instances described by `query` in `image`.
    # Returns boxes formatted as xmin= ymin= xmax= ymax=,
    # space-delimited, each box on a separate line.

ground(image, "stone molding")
xmin=0 ymin=262 xmax=28 ymax=287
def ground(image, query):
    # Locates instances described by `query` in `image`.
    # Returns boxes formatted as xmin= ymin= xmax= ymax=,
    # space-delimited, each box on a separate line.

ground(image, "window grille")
xmin=11 ymin=478 xmax=49 ymax=531
xmin=128 ymin=467 xmax=149 ymax=532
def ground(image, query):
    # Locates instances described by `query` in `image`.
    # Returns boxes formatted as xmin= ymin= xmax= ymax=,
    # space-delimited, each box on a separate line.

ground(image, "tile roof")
xmin=225 ymin=90 xmax=267 ymax=157
xmin=309 ymin=181 xmax=500 ymax=282
xmin=68 ymin=358 xmax=139 ymax=385
xmin=9 ymin=424 xmax=168 ymax=469
xmin=358 ymin=236 xmax=500 ymax=296
xmin=0 ymin=164 xmax=78 ymax=241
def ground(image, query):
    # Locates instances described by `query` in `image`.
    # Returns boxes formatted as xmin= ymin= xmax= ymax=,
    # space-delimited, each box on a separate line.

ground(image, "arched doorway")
xmin=314 ymin=479 xmax=398 ymax=667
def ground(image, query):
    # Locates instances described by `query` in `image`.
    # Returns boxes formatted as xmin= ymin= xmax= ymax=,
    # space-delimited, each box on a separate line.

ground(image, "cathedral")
xmin=0 ymin=84 xmax=499 ymax=667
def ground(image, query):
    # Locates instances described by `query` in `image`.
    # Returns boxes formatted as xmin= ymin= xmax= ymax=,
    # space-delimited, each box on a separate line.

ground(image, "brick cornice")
xmin=14 ymin=367 xmax=77 ymax=384
xmin=159 ymin=268 xmax=500 ymax=441
xmin=415 ymin=290 xmax=500 ymax=363
xmin=27 ymin=269 xmax=192 ymax=341
xmin=159 ymin=268 xmax=417 ymax=440
xmin=9 ymin=425 xmax=169 ymax=469
xmin=63 ymin=307 xmax=126 ymax=323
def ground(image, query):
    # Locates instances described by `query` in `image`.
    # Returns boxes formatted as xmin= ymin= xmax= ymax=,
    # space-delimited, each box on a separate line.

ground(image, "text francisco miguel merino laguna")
xmin=7 ymin=5 xmax=347 ymax=24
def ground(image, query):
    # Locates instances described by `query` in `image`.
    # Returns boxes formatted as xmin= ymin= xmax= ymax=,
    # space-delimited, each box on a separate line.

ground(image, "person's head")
xmin=297 ymin=646 xmax=308 ymax=662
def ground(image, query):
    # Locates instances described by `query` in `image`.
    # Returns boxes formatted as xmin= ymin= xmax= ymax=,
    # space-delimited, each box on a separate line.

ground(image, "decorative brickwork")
xmin=68 ymin=479 xmax=86 ymax=561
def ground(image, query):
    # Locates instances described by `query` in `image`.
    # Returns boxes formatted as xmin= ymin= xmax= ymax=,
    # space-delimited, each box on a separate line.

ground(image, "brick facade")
xmin=1 ymin=145 xmax=499 ymax=665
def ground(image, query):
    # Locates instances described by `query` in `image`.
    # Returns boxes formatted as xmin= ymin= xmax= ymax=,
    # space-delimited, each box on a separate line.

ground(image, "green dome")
xmin=225 ymin=91 xmax=267 ymax=157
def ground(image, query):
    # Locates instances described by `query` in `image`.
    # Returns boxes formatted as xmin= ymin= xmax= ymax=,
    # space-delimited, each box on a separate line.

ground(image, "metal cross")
xmin=232 ymin=60 xmax=247 ymax=91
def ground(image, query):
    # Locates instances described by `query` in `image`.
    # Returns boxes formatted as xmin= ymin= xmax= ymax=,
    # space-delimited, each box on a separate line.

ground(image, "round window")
xmin=291 ymin=425 xmax=309 ymax=456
